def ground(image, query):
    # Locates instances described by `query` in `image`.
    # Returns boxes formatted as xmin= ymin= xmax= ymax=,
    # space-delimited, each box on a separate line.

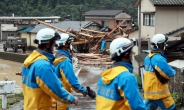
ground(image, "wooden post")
xmin=92 ymin=19 xmax=127 ymax=50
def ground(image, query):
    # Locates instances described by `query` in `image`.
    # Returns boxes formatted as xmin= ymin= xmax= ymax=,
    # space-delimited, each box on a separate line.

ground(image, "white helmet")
xmin=55 ymin=33 xmax=74 ymax=47
xmin=110 ymin=38 xmax=136 ymax=59
xmin=151 ymin=34 xmax=168 ymax=49
xmin=34 ymin=28 xmax=60 ymax=45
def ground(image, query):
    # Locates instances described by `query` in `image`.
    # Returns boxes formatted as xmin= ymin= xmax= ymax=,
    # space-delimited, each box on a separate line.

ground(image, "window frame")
xmin=102 ymin=20 xmax=109 ymax=27
xmin=143 ymin=13 xmax=155 ymax=26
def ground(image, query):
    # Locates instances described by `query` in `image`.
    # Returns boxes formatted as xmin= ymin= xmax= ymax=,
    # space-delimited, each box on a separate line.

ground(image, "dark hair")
xmin=56 ymin=42 xmax=71 ymax=50
xmin=38 ymin=39 xmax=55 ymax=49
xmin=113 ymin=48 xmax=132 ymax=62
xmin=57 ymin=45 xmax=64 ymax=50
xmin=152 ymin=43 xmax=164 ymax=50
xmin=38 ymin=44 xmax=47 ymax=49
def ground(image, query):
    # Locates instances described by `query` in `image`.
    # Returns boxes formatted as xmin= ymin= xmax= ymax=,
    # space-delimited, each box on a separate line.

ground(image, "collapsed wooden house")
xmin=34 ymin=19 xmax=136 ymax=65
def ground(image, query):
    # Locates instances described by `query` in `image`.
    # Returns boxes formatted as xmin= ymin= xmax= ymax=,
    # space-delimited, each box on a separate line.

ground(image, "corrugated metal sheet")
xmin=150 ymin=0 xmax=184 ymax=6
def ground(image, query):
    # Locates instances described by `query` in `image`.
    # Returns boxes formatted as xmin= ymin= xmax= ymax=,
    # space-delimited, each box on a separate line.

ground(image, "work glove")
xmin=86 ymin=86 xmax=96 ymax=99
xmin=72 ymin=96 xmax=78 ymax=106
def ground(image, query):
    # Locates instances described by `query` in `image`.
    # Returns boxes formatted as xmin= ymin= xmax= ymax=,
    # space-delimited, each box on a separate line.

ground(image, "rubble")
xmin=34 ymin=19 xmax=133 ymax=65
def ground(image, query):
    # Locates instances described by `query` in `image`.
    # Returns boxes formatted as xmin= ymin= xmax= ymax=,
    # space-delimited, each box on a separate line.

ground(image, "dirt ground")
xmin=0 ymin=59 xmax=22 ymax=87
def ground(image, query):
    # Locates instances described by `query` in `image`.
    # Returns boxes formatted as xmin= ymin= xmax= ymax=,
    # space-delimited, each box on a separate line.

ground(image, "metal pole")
xmin=79 ymin=5 xmax=82 ymax=32
xmin=0 ymin=25 xmax=2 ymax=42
xmin=140 ymin=67 xmax=144 ymax=89
xmin=138 ymin=0 xmax=142 ymax=54
xmin=2 ymin=94 xmax=7 ymax=109
xmin=147 ymin=35 xmax=151 ymax=50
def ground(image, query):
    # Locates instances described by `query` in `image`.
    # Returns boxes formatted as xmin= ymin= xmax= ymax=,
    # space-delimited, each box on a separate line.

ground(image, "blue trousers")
xmin=145 ymin=99 xmax=176 ymax=110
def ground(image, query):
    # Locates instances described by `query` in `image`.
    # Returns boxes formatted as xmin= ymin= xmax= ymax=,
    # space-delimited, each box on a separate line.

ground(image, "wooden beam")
xmin=71 ymin=41 xmax=92 ymax=45
xmin=34 ymin=19 xmax=77 ymax=37
xmin=34 ymin=19 xmax=87 ymax=41
xmin=78 ymin=61 xmax=113 ymax=65
xmin=81 ymin=28 xmax=106 ymax=34
xmin=78 ymin=32 xmax=94 ymax=38
xmin=92 ymin=19 xmax=127 ymax=50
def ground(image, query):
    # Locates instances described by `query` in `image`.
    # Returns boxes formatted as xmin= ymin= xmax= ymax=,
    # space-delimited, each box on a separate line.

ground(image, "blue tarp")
xmin=100 ymin=40 xmax=106 ymax=50
xmin=18 ymin=27 xmax=34 ymax=33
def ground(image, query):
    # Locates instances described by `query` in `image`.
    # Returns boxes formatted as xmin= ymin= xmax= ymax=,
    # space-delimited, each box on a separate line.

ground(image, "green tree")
xmin=0 ymin=0 xmax=137 ymax=21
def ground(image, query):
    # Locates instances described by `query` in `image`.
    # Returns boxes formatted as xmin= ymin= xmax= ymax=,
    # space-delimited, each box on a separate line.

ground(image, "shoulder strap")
xmin=150 ymin=55 xmax=169 ymax=84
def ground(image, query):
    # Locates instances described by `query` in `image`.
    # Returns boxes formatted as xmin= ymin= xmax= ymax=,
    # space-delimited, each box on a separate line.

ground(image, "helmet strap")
xmin=45 ymin=42 xmax=53 ymax=53
xmin=155 ymin=43 xmax=166 ymax=52
xmin=156 ymin=44 xmax=158 ymax=49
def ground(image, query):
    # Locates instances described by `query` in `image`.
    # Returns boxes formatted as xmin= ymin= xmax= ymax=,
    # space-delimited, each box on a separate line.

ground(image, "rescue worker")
xmin=144 ymin=34 xmax=176 ymax=110
xmin=96 ymin=38 xmax=147 ymax=110
xmin=54 ymin=33 xmax=96 ymax=110
xmin=22 ymin=28 xmax=78 ymax=110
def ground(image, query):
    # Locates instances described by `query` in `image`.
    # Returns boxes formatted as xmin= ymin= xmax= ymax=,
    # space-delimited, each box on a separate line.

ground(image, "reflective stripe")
xmin=67 ymin=95 xmax=71 ymax=102
xmin=145 ymin=90 xmax=169 ymax=95
xmin=78 ymin=85 xmax=82 ymax=91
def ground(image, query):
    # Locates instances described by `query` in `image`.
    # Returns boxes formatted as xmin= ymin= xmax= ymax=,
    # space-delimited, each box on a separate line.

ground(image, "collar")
xmin=36 ymin=49 xmax=55 ymax=63
xmin=111 ymin=61 xmax=133 ymax=73
xmin=58 ymin=49 xmax=72 ymax=60
xmin=151 ymin=48 xmax=167 ymax=58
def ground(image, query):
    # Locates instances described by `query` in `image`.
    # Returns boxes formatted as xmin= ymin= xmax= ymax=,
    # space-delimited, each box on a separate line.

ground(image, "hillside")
xmin=0 ymin=0 xmax=137 ymax=21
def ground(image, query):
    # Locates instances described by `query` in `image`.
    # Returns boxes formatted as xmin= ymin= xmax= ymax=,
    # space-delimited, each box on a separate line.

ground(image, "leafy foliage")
xmin=0 ymin=0 xmax=137 ymax=21
xmin=171 ymin=92 xmax=181 ymax=108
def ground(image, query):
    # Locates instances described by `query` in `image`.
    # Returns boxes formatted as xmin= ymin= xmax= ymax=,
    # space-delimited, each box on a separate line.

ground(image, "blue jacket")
xmin=22 ymin=49 xmax=75 ymax=110
xmin=144 ymin=51 xmax=176 ymax=108
xmin=96 ymin=62 xmax=146 ymax=110
xmin=54 ymin=49 xmax=87 ymax=93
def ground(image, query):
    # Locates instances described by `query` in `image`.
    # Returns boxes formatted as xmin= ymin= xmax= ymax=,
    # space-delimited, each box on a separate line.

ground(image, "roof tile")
xmin=165 ymin=26 xmax=184 ymax=35
xmin=150 ymin=0 xmax=184 ymax=6
xmin=84 ymin=10 xmax=123 ymax=16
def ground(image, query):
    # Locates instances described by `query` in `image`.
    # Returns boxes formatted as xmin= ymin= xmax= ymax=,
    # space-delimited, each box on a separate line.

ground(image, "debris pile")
xmin=34 ymin=19 xmax=134 ymax=65
xmin=73 ymin=53 xmax=113 ymax=65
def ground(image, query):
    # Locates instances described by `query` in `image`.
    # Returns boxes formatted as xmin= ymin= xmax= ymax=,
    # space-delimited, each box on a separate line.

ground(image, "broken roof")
xmin=83 ymin=21 xmax=102 ymax=29
xmin=30 ymin=21 xmax=89 ymax=33
xmin=84 ymin=10 xmax=123 ymax=16
xmin=150 ymin=0 xmax=184 ymax=6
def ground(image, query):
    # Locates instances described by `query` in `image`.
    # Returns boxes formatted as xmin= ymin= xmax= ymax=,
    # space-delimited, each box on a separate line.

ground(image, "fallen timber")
xmin=34 ymin=19 xmax=131 ymax=65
